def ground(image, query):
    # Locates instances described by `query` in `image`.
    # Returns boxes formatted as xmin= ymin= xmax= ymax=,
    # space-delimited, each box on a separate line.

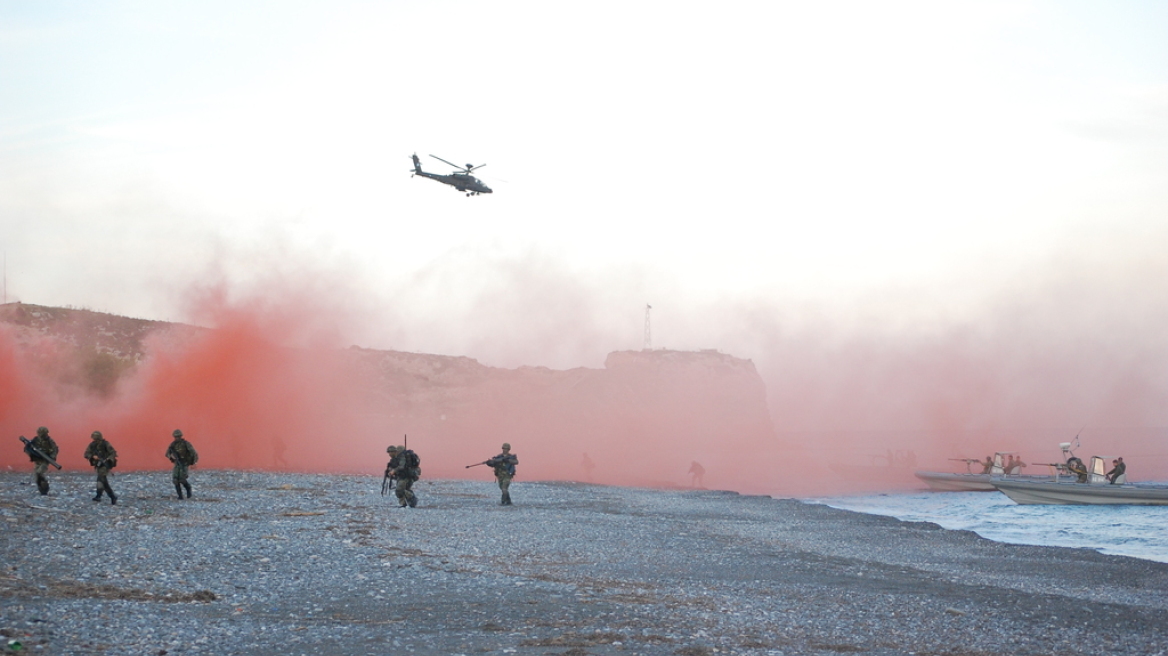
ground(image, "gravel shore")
xmin=2 ymin=470 xmax=1167 ymax=656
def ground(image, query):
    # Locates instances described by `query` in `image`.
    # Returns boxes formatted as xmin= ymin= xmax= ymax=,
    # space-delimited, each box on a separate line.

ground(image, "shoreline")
xmin=3 ymin=471 xmax=1167 ymax=655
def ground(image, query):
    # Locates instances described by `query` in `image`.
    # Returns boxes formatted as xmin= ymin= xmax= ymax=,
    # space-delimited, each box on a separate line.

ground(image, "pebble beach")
xmin=2 ymin=470 xmax=1167 ymax=656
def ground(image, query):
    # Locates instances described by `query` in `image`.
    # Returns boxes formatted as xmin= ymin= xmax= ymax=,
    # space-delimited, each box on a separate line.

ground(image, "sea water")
xmin=807 ymin=491 xmax=1168 ymax=564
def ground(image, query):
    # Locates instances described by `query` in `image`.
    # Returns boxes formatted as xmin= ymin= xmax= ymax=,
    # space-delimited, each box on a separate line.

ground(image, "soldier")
xmin=25 ymin=426 xmax=59 ymax=495
xmin=84 ymin=431 xmax=118 ymax=505
xmin=688 ymin=460 xmax=706 ymax=488
xmin=165 ymin=429 xmax=199 ymax=500
xmin=1107 ymin=457 xmax=1126 ymax=484
xmin=386 ymin=445 xmax=420 ymax=508
xmin=485 ymin=442 xmax=518 ymax=506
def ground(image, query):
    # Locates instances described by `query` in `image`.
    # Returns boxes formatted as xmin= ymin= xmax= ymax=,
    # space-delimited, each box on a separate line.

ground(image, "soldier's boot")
xmin=407 ymin=492 xmax=417 ymax=508
xmin=182 ymin=482 xmax=192 ymax=499
xmin=104 ymin=481 xmax=117 ymax=505
xmin=36 ymin=475 xmax=49 ymax=495
xmin=503 ymin=491 xmax=512 ymax=506
xmin=93 ymin=486 xmax=104 ymax=502
xmin=175 ymin=483 xmax=185 ymax=500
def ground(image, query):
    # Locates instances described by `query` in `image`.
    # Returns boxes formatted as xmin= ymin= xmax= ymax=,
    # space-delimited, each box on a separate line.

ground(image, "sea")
xmin=807 ymin=491 xmax=1168 ymax=564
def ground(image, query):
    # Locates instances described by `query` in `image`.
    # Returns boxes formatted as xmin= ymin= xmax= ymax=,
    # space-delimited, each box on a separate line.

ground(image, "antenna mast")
xmin=643 ymin=304 xmax=652 ymax=351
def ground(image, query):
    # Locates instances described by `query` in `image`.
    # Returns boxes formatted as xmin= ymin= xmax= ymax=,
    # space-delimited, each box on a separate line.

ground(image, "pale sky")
xmin=3 ymin=0 xmax=1167 ymax=367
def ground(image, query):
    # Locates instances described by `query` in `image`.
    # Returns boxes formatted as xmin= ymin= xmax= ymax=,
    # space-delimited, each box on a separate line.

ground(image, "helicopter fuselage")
xmin=415 ymin=170 xmax=492 ymax=194
xmin=411 ymin=154 xmax=492 ymax=195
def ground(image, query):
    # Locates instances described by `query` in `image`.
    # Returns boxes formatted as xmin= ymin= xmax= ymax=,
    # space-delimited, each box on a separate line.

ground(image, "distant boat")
xmin=828 ymin=449 xmax=920 ymax=491
xmin=994 ymin=454 xmax=1168 ymax=506
xmin=915 ymin=451 xmax=1040 ymax=492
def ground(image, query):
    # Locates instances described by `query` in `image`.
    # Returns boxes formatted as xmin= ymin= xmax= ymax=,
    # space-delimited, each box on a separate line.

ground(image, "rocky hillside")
xmin=0 ymin=303 xmax=200 ymax=360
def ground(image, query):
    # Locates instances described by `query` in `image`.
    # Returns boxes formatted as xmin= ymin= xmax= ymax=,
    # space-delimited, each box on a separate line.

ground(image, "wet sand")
xmin=2 ymin=470 xmax=1167 ymax=655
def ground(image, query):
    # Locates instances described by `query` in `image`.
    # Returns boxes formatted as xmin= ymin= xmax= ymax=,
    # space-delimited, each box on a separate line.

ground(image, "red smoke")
xmin=3 ymin=254 xmax=1167 ymax=497
xmin=0 ymin=293 xmax=786 ymax=493
xmin=0 ymin=298 xmax=375 ymax=473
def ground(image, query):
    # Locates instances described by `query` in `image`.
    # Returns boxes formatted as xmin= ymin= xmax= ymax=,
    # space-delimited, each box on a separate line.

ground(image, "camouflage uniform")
xmin=165 ymin=430 xmax=198 ymax=500
xmin=83 ymin=431 xmax=118 ymax=505
xmin=26 ymin=427 xmax=59 ymax=495
xmin=386 ymin=445 xmax=419 ymax=508
xmin=486 ymin=443 xmax=518 ymax=506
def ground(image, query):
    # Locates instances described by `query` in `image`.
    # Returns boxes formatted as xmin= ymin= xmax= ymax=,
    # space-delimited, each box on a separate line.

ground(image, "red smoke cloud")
xmin=0 ymin=297 xmax=377 ymax=473
xmin=0 ymin=293 xmax=787 ymax=493
xmin=3 ymin=249 xmax=1167 ymax=496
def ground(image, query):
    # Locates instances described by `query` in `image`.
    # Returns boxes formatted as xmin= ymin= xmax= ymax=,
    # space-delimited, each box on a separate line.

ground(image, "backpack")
xmin=173 ymin=439 xmax=199 ymax=466
xmin=402 ymin=449 xmax=421 ymax=477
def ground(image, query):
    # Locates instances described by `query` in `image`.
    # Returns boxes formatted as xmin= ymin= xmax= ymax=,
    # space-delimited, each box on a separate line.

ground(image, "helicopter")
xmin=410 ymin=154 xmax=493 ymax=196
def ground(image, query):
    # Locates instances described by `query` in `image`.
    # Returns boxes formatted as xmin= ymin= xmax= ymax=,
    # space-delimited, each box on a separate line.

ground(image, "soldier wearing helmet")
xmin=165 ymin=429 xmax=199 ymax=500
xmin=84 ymin=430 xmax=119 ymax=505
xmin=26 ymin=426 xmax=59 ymax=495
xmin=484 ymin=442 xmax=519 ymax=506
xmin=385 ymin=444 xmax=420 ymax=508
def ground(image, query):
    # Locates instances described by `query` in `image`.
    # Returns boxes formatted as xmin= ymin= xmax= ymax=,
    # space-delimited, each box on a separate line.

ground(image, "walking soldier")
xmin=165 ymin=429 xmax=199 ymax=500
xmin=485 ymin=443 xmax=518 ymax=506
xmin=24 ymin=427 xmax=60 ymax=495
xmin=84 ymin=431 xmax=118 ymax=505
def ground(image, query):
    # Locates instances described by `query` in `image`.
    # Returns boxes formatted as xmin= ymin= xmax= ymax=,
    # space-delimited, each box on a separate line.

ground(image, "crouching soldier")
xmin=386 ymin=445 xmax=420 ymax=508
xmin=166 ymin=429 xmax=198 ymax=500
xmin=84 ymin=431 xmax=118 ymax=505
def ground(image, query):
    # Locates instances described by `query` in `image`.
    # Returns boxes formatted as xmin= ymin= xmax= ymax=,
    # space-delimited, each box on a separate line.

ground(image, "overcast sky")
xmin=3 ymin=0 xmax=1167 ymax=367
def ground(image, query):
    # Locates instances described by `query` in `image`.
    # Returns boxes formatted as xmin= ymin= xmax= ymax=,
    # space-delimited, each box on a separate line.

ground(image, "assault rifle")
xmin=467 ymin=456 xmax=514 ymax=474
xmin=947 ymin=457 xmax=982 ymax=474
xmin=19 ymin=436 xmax=62 ymax=470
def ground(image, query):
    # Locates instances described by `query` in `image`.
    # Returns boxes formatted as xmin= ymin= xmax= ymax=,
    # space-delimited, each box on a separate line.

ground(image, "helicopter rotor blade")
xmin=468 ymin=164 xmax=486 ymax=172
xmin=429 ymin=155 xmax=465 ymax=171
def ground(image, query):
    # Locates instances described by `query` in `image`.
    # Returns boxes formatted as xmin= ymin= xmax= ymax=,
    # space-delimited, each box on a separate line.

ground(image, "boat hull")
xmin=914 ymin=472 xmax=1052 ymax=492
xmin=993 ymin=480 xmax=1168 ymax=505
xmin=914 ymin=472 xmax=996 ymax=492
